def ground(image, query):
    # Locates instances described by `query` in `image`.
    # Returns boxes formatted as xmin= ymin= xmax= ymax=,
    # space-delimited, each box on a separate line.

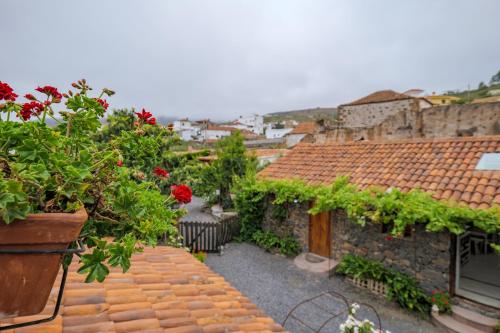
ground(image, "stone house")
xmin=258 ymin=136 xmax=500 ymax=310
xmin=337 ymin=90 xmax=432 ymax=130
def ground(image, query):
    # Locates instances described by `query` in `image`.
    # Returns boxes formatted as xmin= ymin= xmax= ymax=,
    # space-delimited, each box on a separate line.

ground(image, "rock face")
xmin=261 ymin=199 xmax=452 ymax=292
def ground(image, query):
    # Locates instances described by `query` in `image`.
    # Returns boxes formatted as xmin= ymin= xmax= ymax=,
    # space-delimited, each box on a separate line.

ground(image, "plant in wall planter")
xmin=0 ymin=80 xmax=183 ymax=319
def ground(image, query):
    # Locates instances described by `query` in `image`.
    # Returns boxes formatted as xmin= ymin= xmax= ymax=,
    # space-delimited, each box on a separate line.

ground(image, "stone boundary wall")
xmin=260 ymin=197 xmax=451 ymax=292
xmin=330 ymin=210 xmax=451 ymax=292
xmin=325 ymin=101 xmax=500 ymax=143
xmin=421 ymin=102 xmax=500 ymax=138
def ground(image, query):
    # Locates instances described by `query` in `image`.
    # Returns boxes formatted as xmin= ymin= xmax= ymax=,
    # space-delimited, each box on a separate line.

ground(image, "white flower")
xmin=432 ymin=304 xmax=439 ymax=313
xmin=339 ymin=323 xmax=346 ymax=332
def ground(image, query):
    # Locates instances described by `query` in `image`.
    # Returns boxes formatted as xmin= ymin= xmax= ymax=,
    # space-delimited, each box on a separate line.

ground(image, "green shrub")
xmin=337 ymin=254 xmax=431 ymax=314
xmin=251 ymin=230 xmax=300 ymax=256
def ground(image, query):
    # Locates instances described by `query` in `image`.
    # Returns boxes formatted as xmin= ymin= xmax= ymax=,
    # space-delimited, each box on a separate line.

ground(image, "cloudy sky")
xmin=1 ymin=1 xmax=499 ymax=121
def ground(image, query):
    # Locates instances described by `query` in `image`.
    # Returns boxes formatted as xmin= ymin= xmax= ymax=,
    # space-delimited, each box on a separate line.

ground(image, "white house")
xmin=233 ymin=114 xmax=264 ymax=135
xmin=265 ymin=127 xmax=293 ymax=139
xmin=172 ymin=118 xmax=202 ymax=141
xmin=200 ymin=125 xmax=234 ymax=141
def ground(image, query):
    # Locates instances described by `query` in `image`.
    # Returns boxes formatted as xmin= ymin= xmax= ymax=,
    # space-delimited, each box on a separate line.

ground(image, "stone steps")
xmin=432 ymin=306 xmax=498 ymax=333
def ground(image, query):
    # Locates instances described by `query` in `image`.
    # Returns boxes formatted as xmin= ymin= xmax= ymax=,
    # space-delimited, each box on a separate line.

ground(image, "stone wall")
xmin=338 ymin=99 xmax=417 ymax=128
xmin=326 ymin=101 xmax=500 ymax=143
xmin=261 ymin=198 xmax=452 ymax=292
xmin=421 ymin=102 xmax=500 ymax=138
xmin=261 ymin=198 xmax=310 ymax=252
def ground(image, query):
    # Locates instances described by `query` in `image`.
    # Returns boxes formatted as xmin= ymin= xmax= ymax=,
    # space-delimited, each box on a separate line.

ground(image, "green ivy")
xmin=336 ymin=254 xmax=431 ymax=314
xmin=271 ymin=202 xmax=288 ymax=221
xmin=234 ymin=176 xmax=500 ymax=250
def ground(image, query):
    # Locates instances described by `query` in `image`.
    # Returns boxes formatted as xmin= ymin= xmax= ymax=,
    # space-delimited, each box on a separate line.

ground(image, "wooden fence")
xmin=177 ymin=215 xmax=239 ymax=253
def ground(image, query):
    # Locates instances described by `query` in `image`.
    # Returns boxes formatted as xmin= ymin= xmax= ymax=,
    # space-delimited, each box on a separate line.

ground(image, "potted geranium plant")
xmin=0 ymin=80 xmax=187 ymax=319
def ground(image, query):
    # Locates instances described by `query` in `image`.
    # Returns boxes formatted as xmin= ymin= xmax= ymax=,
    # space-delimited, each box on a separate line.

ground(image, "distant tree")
xmin=478 ymin=81 xmax=487 ymax=90
xmin=199 ymin=132 xmax=257 ymax=208
xmin=490 ymin=70 xmax=500 ymax=85
xmin=274 ymin=122 xmax=285 ymax=129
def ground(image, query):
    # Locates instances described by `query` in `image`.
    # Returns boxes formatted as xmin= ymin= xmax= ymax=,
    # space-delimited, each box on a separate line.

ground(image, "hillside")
xmin=264 ymin=107 xmax=337 ymax=123
xmin=445 ymin=83 xmax=500 ymax=103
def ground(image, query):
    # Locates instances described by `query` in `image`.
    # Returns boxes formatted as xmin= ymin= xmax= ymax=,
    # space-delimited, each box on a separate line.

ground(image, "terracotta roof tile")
xmin=340 ymin=90 xmax=413 ymax=106
xmin=258 ymin=136 xmax=500 ymax=208
xmin=2 ymin=247 xmax=287 ymax=332
xmin=289 ymin=122 xmax=317 ymax=134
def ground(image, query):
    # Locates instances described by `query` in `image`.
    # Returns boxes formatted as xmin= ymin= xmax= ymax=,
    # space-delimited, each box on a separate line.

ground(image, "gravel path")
xmin=205 ymin=243 xmax=443 ymax=333
xmin=180 ymin=196 xmax=216 ymax=222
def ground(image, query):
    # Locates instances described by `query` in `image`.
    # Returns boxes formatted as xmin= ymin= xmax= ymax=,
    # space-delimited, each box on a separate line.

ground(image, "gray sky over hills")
xmin=1 ymin=0 xmax=499 ymax=121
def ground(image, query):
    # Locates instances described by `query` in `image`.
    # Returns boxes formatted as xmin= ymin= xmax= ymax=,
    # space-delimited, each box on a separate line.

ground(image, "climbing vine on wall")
xmin=234 ymin=176 xmax=500 ymax=249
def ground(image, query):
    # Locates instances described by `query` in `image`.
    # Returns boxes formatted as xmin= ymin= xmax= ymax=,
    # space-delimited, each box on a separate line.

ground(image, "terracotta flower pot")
xmin=0 ymin=208 xmax=87 ymax=319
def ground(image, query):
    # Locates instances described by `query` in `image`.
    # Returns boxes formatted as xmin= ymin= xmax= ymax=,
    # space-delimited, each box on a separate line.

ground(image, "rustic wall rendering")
xmin=261 ymin=200 xmax=451 ymax=292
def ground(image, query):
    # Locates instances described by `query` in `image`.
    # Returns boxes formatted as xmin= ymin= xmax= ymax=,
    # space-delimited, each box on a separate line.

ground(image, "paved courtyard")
xmin=205 ymin=243 xmax=443 ymax=333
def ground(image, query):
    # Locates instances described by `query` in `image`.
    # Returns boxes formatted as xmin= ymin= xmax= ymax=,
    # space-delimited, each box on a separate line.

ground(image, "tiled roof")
xmin=198 ymin=149 xmax=290 ymax=163
xmin=258 ymin=136 xmax=500 ymax=209
xmin=2 ymin=246 xmax=286 ymax=332
xmin=248 ymin=149 xmax=290 ymax=158
xmin=206 ymin=125 xmax=236 ymax=132
xmin=289 ymin=122 xmax=316 ymax=135
xmin=340 ymin=90 xmax=412 ymax=106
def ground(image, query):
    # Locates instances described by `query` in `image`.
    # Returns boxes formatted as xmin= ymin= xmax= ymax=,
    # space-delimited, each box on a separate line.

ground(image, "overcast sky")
xmin=1 ymin=1 xmax=499 ymax=121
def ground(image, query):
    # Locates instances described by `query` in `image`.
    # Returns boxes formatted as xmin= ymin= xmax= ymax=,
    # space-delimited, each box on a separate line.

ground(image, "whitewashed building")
xmin=172 ymin=119 xmax=201 ymax=141
xmin=200 ymin=125 xmax=233 ymax=141
xmin=232 ymin=114 xmax=264 ymax=135
xmin=265 ymin=127 xmax=293 ymax=139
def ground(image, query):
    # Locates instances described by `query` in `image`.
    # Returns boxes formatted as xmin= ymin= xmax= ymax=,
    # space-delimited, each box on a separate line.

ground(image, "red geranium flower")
xmin=147 ymin=117 xmax=156 ymax=125
xmin=35 ymin=85 xmax=62 ymax=101
xmin=24 ymin=93 xmax=36 ymax=101
xmin=171 ymin=184 xmax=192 ymax=204
xmin=117 ymin=160 xmax=123 ymax=167
xmin=385 ymin=235 xmax=393 ymax=241
xmin=19 ymin=101 xmax=45 ymax=120
xmin=153 ymin=166 xmax=169 ymax=178
xmin=135 ymin=108 xmax=152 ymax=121
xmin=431 ymin=297 xmax=436 ymax=303
xmin=0 ymin=82 xmax=18 ymax=101
xmin=95 ymin=98 xmax=109 ymax=110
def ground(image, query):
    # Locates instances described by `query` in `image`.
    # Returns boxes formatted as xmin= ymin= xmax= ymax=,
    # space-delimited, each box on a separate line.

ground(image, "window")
xmin=475 ymin=153 xmax=500 ymax=170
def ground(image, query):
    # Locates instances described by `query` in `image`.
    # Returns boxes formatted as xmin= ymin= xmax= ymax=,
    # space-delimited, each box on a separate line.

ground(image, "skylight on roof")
xmin=475 ymin=153 xmax=500 ymax=170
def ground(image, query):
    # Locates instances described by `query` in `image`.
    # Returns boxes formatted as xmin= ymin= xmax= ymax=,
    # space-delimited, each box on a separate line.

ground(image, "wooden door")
xmin=309 ymin=211 xmax=331 ymax=257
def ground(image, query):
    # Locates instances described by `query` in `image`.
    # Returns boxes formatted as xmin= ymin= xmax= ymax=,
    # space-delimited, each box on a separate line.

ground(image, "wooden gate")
xmin=178 ymin=215 xmax=240 ymax=253
xmin=309 ymin=211 xmax=331 ymax=257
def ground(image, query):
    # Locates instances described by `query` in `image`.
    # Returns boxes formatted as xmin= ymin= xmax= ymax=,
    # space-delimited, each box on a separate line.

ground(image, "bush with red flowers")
xmin=430 ymin=289 xmax=452 ymax=314
xmin=153 ymin=166 xmax=169 ymax=178
xmin=95 ymin=108 xmax=201 ymax=208
xmin=0 ymin=79 xmax=182 ymax=282
xmin=171 ymin=184 xmax=193 ymax=204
